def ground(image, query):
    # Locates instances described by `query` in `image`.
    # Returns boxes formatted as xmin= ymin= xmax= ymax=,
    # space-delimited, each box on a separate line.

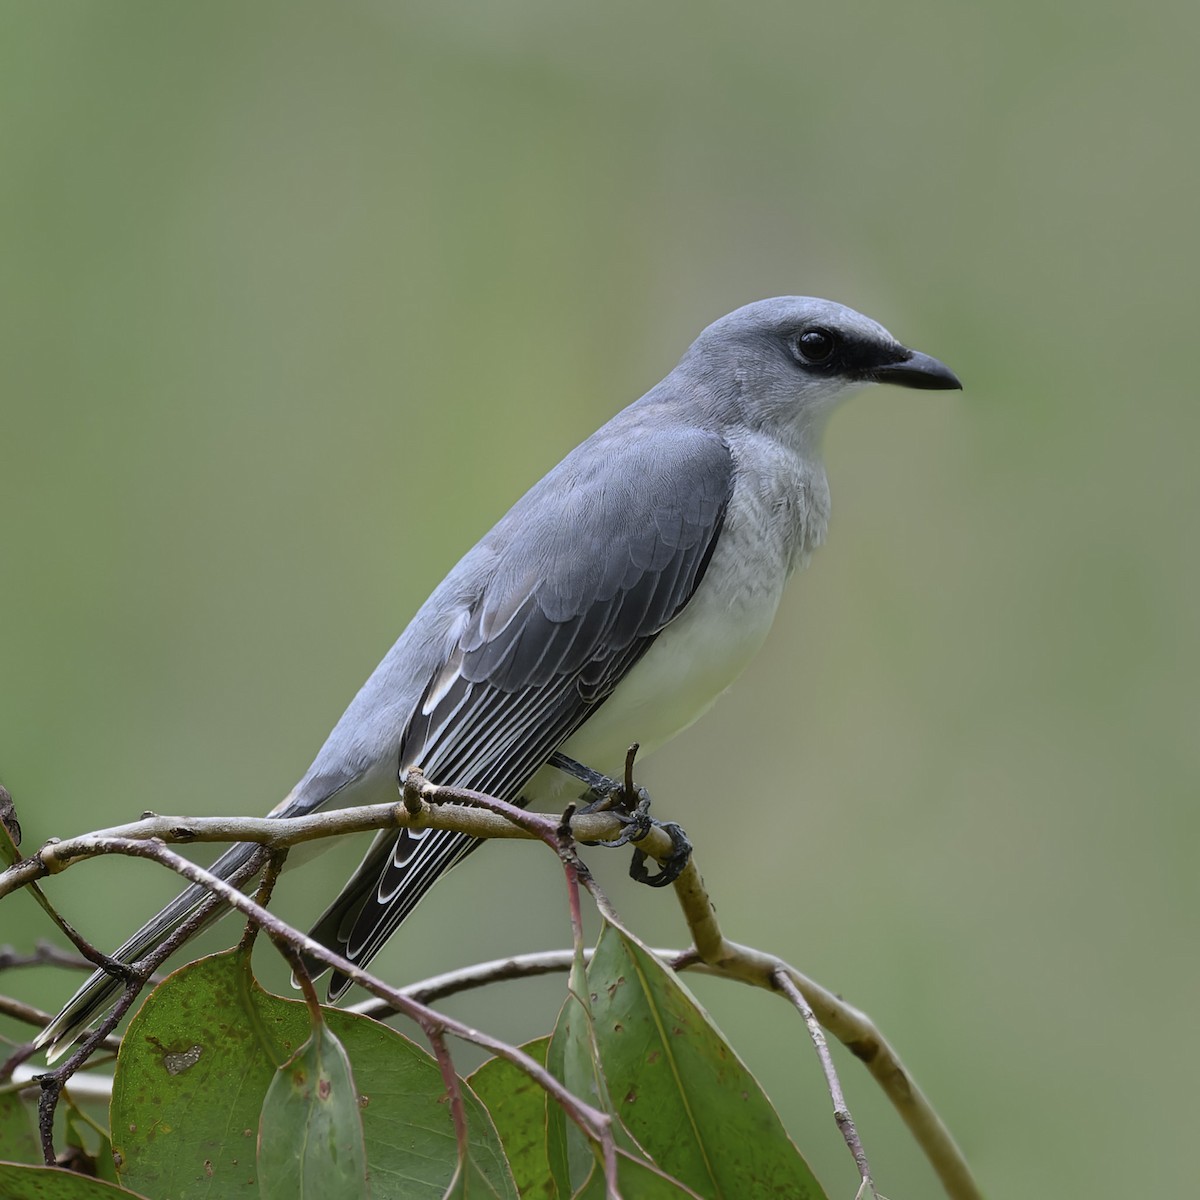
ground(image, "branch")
xmin=5 ymin=1063 xmax=115 ymax=1103
xmin=349 ymin=948 xmax=631 ymax=1013
xmin=30 ymin=836 xmax=619 ymax=1180
xmin=345 ymin=926 xmax=978 ymax=1200
xmin=4 ymin=778 xmax=978 ymax=1199
xmin=774 ymin=966 xmax=878 ymax=1200
xmin=666 ymin=854 xmax=983 ymax=1200
xmin=0 ymin=942 xmax=102 ymax=974
xmin=0 ymin=795 xmax=635 ymax=901
xmin=33 ymin=847 xmax=270 ymax=1162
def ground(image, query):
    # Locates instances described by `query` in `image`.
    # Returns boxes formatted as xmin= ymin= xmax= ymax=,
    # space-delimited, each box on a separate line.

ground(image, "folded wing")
xmin=311 ymin=427 xmax=734 ymax=995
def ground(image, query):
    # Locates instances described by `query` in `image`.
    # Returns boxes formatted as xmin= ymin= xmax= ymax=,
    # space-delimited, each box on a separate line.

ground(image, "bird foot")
xmin=628 ymin=820 xmax=692 ymax=888
xmin=548 ymin=750 xmax=692 ymax=886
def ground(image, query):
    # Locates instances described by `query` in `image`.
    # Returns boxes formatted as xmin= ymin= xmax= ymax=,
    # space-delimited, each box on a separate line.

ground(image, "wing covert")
xmin=414 ymin=428 xmax=734 ymax=761
xmin=314 ymin=426 xmax=735 ymax=993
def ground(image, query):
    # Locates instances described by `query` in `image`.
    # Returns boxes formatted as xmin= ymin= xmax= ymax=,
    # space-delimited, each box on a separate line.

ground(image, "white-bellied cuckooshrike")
xmin=39 ymin=296 xmax=960 ymax=1059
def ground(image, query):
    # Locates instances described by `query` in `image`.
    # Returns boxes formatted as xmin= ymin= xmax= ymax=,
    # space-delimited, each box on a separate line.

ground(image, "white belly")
xmin=560 ymin=578 xmax=780 ymax=761
xmin=525 ymin=445 xmax=806 ymax=804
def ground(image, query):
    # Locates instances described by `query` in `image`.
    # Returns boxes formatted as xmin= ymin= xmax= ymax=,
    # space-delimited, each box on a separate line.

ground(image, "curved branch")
xmin=3 ymin=782 xmax=978 ymax=1200
xmin=37 ymin=836 xmax=619 ymax=1179
xmin=667 ymin=854 xmax=983 ymax=1200
xmin=346 ymin=927 xmax=980 ymax=1200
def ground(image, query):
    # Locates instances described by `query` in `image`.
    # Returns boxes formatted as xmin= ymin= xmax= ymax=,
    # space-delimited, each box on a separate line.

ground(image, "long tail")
xmin=304 ymin=824 xmax=480 ymax=1000
xmin=38 ymin=798 xmax=484 ymax=1057
xmin=34 ymin=841 xmax=264 ymax=1062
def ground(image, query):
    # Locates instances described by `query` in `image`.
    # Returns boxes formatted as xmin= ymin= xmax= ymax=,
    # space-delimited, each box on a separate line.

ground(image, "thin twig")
xmin=350 ymin=949 xmax=596 ymax=1013
xmin=32 ymin=836 xmax=618 ymax=1174
xmin=551 ymin=804 xmax=626 ymax=1200
xmin=239 ymin=849 xmax=289 ymax=954
xmin=0 ymin=995 xmax=58 ymax=1032
xmin=346 ymin=947 xmax=766 ymax=1016
xmin=665 ymin=853 xmax=983 ymax=1200
xmin=33 ymin=846 xmax=270 ymax=1163
xmin=556 ymin=805 xmax=588 ymax=958
xmin=426 ymin=1025 xmax=470 ymax=1162
xmin=0 ymin=996 xmax=123 ymax=1061
xmin=412 ymin=773 xmax=564 ymax=848
xmin=774 ymin=966 xmax=878 ymax=1199
xmin=39 ymin=908 xmax=140 ymax=983
xmin=1 ymin=1039 xmax=42 ymax=1085
xmin=7 ymin=787 xmax=978 ymax=1198
xmin=0 ymin=942 xmax=97 ymax=974
xmin=4 ymin=1062 xmax=115 ymax=1102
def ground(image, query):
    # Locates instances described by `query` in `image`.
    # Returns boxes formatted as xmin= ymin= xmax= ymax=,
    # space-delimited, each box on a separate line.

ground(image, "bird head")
xmin=678 ymin=296 xmax=961 ymax=450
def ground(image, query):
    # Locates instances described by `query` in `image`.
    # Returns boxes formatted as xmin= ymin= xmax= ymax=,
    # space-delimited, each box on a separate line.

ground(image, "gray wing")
xmin=311 ymin=427 xmax=734 ymax=995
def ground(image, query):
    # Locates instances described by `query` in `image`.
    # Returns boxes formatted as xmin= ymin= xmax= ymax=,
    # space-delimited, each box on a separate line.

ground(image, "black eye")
xmin=793 ymin=327 xmax=837 ymax=365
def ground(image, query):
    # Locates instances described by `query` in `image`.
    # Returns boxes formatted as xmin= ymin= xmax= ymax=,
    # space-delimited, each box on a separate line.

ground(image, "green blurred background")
xmin=3 ymin=3 xmax=1197 ymax=1196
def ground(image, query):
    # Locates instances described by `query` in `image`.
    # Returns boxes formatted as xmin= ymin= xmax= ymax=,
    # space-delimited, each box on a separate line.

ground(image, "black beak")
xmin=869 ymin=349 xmax=962 ymax=391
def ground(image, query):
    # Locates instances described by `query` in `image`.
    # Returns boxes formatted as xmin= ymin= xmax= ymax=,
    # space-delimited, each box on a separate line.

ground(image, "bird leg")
xmin=547 ymin=751 xmax=621 ymax=808
xmin=547 ymin=747 xmax=692 ymax=887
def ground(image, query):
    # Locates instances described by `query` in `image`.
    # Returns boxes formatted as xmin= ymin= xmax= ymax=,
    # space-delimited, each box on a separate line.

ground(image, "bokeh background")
xmin=3 ymin=3 xmax=1197 ymax=1196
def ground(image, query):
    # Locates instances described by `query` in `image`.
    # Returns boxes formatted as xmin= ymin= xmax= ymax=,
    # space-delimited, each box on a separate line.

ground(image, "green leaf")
xmin=90 ymin=1130 xmax=123 ymax=1188
xmin=0 ymin=1162 xmax=149 ymax=1198
xmin=584 ymin=924 xmax=828 ymax=1200
xmin=571 ymin=1153 xmax=702 ymax=1199
xmin=545 ymin=956 xmax=664 ymax=1198
xmin=109 ymin=949 xmax=515 ymax=1200
xmin=257 ymin=1018 xmax=369 ymax=1200
xmin=62 ymin=1104 xmax=121 ymax=1185
xmin=441 ymin=1153 xmax=512 ymax=1199
xmin=467 ymin=1038 xmax=556 ymax=1200
xmin=545 ymin=984 xmax=607 ymax=1197
xmin=0 ymin=1091 xmax=40 ymax=1164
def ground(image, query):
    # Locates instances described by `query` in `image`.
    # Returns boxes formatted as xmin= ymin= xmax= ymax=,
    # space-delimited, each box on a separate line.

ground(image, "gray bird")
xmin=38 ymin=296 xmax=960 ymax=1059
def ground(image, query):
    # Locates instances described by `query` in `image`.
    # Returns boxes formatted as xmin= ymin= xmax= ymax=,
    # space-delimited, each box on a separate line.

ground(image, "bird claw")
xmin=628 ymin=821 xmax=691 ymax=887
xmin=594 ymin=793 xmax=692 ymax=887
xmin=548 ymin=752 xmax=692 ymax=886
xmin=590 ymin=785 xmax=654 ymax=847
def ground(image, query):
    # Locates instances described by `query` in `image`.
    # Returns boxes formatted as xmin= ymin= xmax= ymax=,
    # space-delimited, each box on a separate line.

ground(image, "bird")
xmin=37 ymin=296 xmax=960 ymax=1059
